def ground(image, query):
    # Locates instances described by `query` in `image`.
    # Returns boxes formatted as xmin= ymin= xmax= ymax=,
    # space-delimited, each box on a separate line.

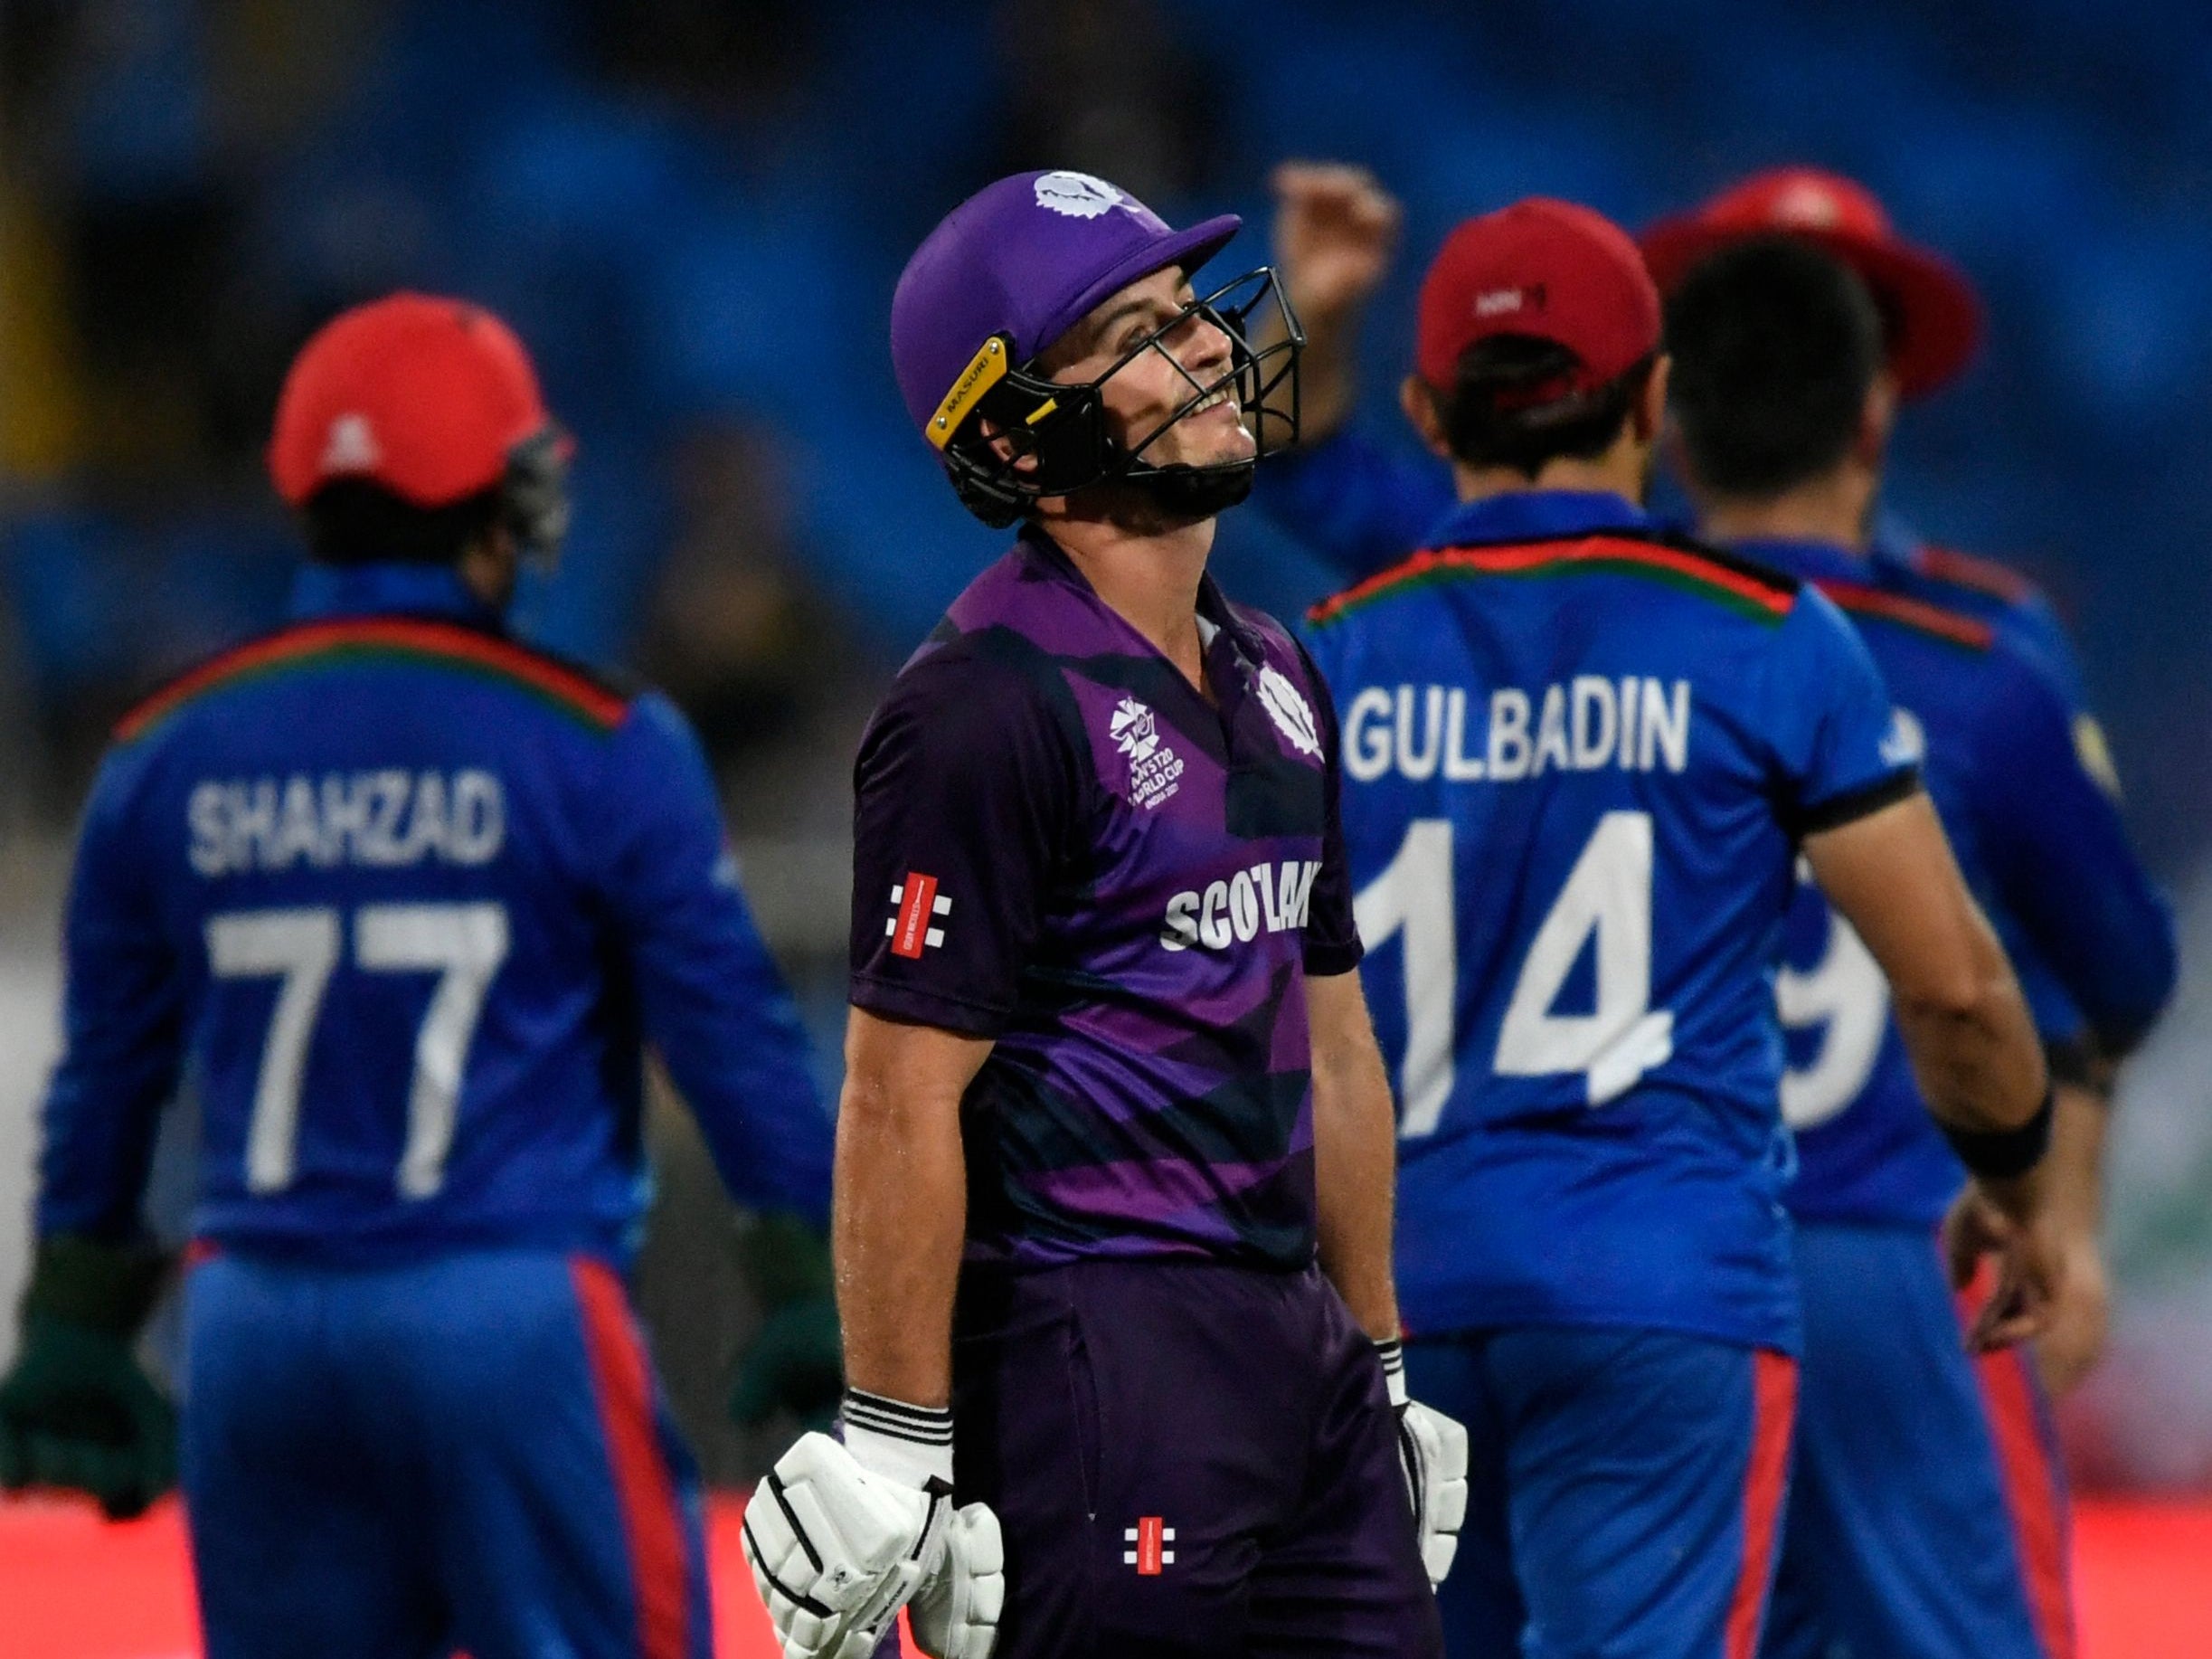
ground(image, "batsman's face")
xmin=1049 ymin=267 xmax=1255 ymax=469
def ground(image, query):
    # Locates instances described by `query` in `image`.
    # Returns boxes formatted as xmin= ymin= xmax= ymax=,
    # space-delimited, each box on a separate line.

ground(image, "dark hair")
xmin=1665 ymin=236 xmax=1885 ymax=498
xmin=1431 ymin=337 xmax=1656 ymax=479
xmin=302 ymin=479 xmax=505 ymax=566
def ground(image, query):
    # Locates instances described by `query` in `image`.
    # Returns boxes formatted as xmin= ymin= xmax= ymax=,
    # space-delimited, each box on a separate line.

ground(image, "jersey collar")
xmin=1722 ymin=535 xmax=1870 ymax=585
xmin=1424 ymin=488 xmax=1650 ymax=549
xmin=1865 ymin=509 xmax=1924 ymax=580
xmin=1016 ymin=526 xmax=1264 ymax=664
xmin=288 ymin=562 xmax=506 ymax=630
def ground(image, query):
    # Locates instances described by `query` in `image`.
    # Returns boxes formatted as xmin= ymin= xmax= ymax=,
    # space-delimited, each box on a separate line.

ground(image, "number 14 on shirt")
xmin=1355 ymin=813 xmax=1674 ymax=1137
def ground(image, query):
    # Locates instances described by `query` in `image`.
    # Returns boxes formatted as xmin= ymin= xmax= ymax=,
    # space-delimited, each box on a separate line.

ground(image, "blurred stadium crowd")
xmin=3 ymin=0 xmax=2212 ymax=1489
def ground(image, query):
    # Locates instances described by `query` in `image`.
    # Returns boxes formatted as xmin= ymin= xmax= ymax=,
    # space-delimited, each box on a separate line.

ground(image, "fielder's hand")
xmin=1270 ymin=161 xmax=1403 ymax=327
xmin=1945 ymin=1179 xmax=2061 ymax=1354
xmin=1379 ymin=1339 xmax=1468 ymax=1588
xmin=0 ymin=1237 xmax=175 ymax=1522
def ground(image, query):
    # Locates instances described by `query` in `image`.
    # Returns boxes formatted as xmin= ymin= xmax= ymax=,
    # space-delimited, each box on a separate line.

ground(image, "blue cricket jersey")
xmin=1744 ymin=535 xmax=2176 ymax=1225
xmin=37 ymin=561 xmax=833 ymax=1263
xmin=1266 ymin=431 xmax=2177 ymax=1230
xmin=1302 ymin=491 xmax=1918 ymax=1352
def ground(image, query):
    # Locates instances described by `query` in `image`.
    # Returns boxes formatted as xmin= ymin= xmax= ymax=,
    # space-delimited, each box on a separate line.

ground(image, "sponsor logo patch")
xmin=319 ymin=412 xmax=382 ymax=476
xmin=1124 ymin=1516 xmax=1175 ymax=1574
xmin=2074 ymin=713 xmax=2122 ymax=800
xmin=1111 ymin=695 xmax=1184 ymax=810
xmin=1034 ymin=170 xmax=1125 ymax=220
xmin=1256 ymin=664 xmax=1323 ymax=758
xmin=1880 ymin=706 xmax=1927 ymax=769
xmin=886 ymin=872 xmax=950 ymax=959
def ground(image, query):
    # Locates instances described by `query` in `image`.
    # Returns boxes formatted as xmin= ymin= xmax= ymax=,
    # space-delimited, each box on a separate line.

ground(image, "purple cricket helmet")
xmin=890 ymin=169 xmax=1302 ymax=527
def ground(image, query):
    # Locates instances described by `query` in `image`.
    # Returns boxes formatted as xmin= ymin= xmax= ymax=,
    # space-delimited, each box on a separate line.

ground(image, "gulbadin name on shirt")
xmin=1340 ymin=678 xmax=1692 ymax=784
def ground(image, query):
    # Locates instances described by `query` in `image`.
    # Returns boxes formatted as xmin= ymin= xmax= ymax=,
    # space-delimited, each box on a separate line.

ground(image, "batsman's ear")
xmin=1632 ymin=354 xmax=1672 ymax=445
xmin=1854 ymin=372 xmax=1897 ymax=470
xmin=1400 ymin=374 xmax=1451 ymax=460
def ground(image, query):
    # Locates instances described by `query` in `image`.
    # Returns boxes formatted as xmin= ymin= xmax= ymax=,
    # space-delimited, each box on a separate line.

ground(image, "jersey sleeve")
xmin=36 ymin=745 xmax=186 ymax=1241
xmin=1253 ymin=425 xmax=1454 ymax=579
xmin=1996 ymin=592 xmax=2089 ymax=712
xmin=593 ymin=694 xmax=833 ymax=1226
xmin=1765 ymin=586 xmax=1924 ymax=836
xmin=1965 ymin=646 xmax=2177 ymax=1057
xmin=849 ymin=648 xmax=1078 ymax=1038
xmin=1292 ymin=638 xmax=1364 ymax=977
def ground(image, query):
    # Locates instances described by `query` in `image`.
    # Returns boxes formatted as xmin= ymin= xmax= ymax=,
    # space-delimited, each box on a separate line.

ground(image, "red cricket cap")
xmin=268 ymin=293 xmax=563 ymax=508
xmin=1638 ymin=167 xmax=1982 ymax=400
xmin=1415 ymin=198 xmax=1661 ymax=400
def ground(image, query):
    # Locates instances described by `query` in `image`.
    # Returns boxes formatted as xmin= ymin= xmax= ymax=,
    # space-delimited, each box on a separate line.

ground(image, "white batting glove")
xmin=741 ymin=1430 xmax=945 ymax=1659
xmin=1379 ymin=1338 xmax=1469 ymax=1588
xmin=836 ymin=1389 xmax=1003 ymax=1659
xmin=906 ymin=1496 xmax=1006 ymax=1659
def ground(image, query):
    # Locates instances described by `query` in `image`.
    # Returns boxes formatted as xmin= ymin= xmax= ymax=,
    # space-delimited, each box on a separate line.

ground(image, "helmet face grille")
xmin=940 ymin=266 xmax=1304 ymax=527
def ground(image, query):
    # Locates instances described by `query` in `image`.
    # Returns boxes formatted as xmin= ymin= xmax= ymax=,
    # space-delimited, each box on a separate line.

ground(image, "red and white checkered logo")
xmin=1123 ymin=1516 xmax=1174 ymax=1575
xmin=886 ymin=872 xmax=950 ymax=960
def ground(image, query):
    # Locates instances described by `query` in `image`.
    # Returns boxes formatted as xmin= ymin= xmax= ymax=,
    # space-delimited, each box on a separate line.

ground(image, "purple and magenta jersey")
xmin=848 ymin=529 xmax=1362 ymax=1271
xmin=37 ymin=562 xmax=831 ymax=1263
xmin=1301 ymin=492 xmax=1919 ymax=1353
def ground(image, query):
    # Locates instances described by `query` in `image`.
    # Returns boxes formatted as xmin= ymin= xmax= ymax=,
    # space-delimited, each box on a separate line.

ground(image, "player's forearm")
xmin=830 ymin=1066 xmax=969 ymax=1408
xmin=1893 ymin=922 xmax=2047 ymax=1137
xmin=34 ymin=1070 xmax=172 ymax=1243
xmin=1290 ymin=312 xmax=1364 ymax=447
xmin=1308 ymin=975 xmax=1404 ymax=1340
xmin=1314 ymin=1063 xmax=1403 ymax=1339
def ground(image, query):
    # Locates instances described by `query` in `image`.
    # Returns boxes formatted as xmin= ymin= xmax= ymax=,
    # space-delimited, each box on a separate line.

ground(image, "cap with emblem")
xmin=1415 ymin=198 xmax=1662 ymax=402
xmin=891 ymin=169 xmax=1241 ymax=442
xmin=1638 ymin=167 xmax=1981 ymax=400
xmin=269 ymin=293 xmax=564 ymax=508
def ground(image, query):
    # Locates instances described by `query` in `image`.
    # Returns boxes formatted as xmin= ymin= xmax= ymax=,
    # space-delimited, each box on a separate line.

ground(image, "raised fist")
xmin=1271 ymin=162 xmax=1404 ymax=327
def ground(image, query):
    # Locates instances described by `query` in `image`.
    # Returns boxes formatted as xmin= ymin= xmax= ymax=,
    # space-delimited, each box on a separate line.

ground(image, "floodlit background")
xmin=3 ymin=0 xmax=2211 ymax=1523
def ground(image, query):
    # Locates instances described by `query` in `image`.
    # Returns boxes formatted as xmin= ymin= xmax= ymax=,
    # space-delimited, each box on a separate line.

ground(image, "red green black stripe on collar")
xmin=1812 ymin=580 xmax=1994 ymax=651
xmin=1308 ymin=533 xmax=1797 ymax=629
xmin=114 ymin=618 xmax=630 ymax=743
xmin=1913 ymin=545 xmax=2037 ymax=606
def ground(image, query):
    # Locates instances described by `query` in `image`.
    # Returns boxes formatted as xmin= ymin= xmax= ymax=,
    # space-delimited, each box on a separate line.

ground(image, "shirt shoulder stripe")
xmin=114 ymin=617 xmax=632 ymax=743
xmin=1306 ymin=529 xmax=1797 ymax=628
xmin=1914 ymin=545 xmax=2040 ymax=606
xmin=1814 ymin=580 xmax=1995 ymax=652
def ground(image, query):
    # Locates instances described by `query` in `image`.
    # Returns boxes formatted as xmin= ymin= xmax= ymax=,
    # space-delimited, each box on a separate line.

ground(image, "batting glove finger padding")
xmin=741 ymin=1432 xmax=948 ymax=1659
xmin=1397 ymin=1398 xmax=1470 ymax=1588
xmin=1377 ymin=1338 xmax=1470 ymax=1590
xmin=907 ymin=1498 xmax=1006 ymax=1659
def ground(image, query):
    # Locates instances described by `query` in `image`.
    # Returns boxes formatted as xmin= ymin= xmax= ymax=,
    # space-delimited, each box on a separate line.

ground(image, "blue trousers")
xmin=1408 ymin=1325 xmax=1796 ymax=1659
xmin=1762 ymin=1220 xmax=2073 ymax=1659
xmin=182 ymin=1248 xmax=711 ymax=1659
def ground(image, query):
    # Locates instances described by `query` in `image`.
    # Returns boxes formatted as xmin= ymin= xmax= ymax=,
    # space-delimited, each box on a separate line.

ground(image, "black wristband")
xmin=2042 ymin=1036 xmax=2102 ymax=1094
xmin=1940 ymin=1087 xmax=2056 ymax=1180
